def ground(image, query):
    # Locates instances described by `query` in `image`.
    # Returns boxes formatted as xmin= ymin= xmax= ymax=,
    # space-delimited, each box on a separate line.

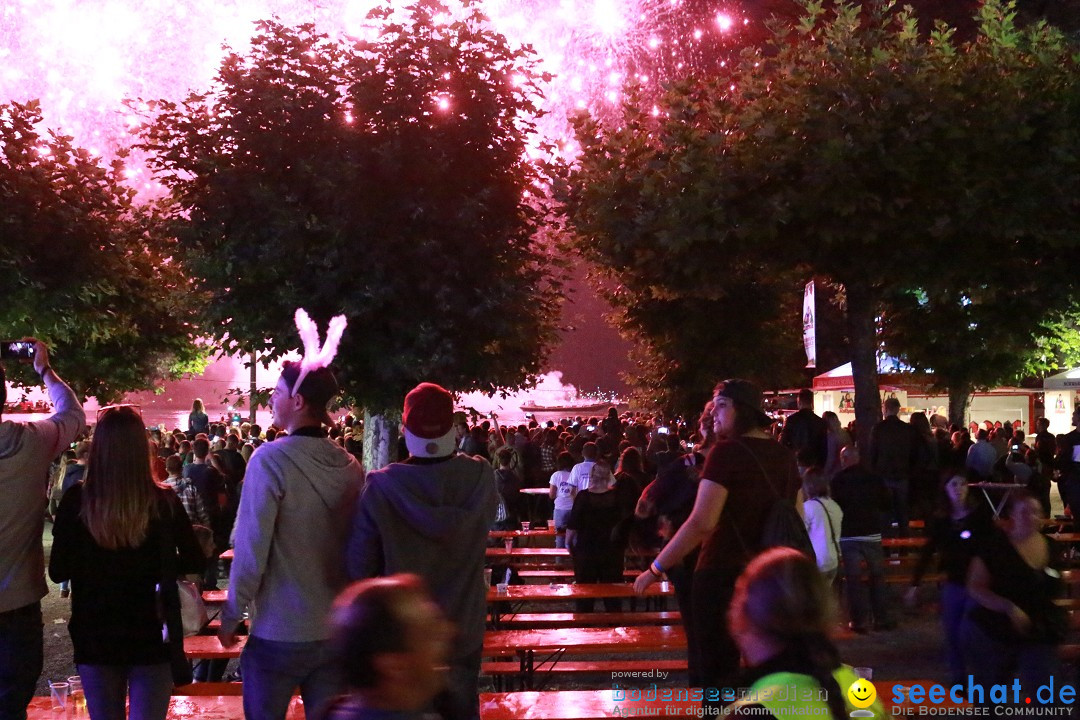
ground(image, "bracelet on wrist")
xmin=649 ymin=560 xmax=664 ymax=577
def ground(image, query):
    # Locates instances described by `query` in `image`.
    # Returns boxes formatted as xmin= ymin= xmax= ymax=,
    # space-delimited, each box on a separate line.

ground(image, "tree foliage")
xmin=0 ymin=100 xmax=207 ymax=401
xmin=136 ymin=0 xmax=562 ymax=414
xmin=562 ymin=0 xmax=1080 ymax=447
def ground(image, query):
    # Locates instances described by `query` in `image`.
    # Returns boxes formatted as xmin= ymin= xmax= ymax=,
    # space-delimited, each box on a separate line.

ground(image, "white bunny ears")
xmin=291 ymin=308 xmax=348 ymax=397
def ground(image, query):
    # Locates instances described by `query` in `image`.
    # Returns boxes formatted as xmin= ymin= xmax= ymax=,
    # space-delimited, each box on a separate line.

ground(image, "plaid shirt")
xmin=540 ymin=444 xmax=557 ymax=473
xmin=164 ymin=476 xmax=210 ymax=528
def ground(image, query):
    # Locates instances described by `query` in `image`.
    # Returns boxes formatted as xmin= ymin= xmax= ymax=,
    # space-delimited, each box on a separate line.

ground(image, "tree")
xmin=562 ymin=0 xmax=1080 ymax=453
xmin=0 ymin=100 xmax=207 ymax=401
xmin=136 ymin=1 xmax=562 ymax=468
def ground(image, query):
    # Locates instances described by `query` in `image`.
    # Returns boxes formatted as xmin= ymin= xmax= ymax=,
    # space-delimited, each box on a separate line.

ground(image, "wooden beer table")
xmin=487 ymin=582 xmax=673 ymax=626
xmin=482 ymin=625 xmax=687 ymax=689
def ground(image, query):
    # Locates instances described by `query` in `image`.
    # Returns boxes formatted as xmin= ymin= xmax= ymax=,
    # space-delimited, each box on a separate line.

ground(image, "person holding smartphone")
xmin=0 ymin=339 xmax=86 ymax=720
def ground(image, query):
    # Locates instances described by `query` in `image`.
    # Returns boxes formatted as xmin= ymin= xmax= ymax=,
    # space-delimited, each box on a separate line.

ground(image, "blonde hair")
xmin=80 ymin=406 xmax=162 ymax=549
xmin=192 ymin=398 xmax=205 ymax=414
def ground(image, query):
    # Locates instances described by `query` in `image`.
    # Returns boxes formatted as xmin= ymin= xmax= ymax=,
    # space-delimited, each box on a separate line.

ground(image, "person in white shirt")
xmin=568 ymin=442 xmax=598 ymax=492
xmin=548 ymin=452 xmax=577 ymax=548
xmin=801 ymin=468 xmax=843 ymax=586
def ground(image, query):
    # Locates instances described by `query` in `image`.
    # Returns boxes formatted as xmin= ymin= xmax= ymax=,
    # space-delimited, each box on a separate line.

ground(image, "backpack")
xmin=733 ymin=441 xmax=814 ymax=559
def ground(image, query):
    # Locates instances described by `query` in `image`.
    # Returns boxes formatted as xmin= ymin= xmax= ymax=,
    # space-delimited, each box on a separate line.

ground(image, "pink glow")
xmin=0 ymin=0 xmax=748 ymax=168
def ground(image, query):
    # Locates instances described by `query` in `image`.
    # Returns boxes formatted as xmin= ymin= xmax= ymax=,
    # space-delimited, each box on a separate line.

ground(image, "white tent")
xmin=1043 ymin=368 xmax=1080 ymax=434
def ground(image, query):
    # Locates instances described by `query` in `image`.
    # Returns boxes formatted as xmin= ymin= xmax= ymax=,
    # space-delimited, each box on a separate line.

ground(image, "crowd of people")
xmin=3 ymin=336 xmax=1080 ymax=720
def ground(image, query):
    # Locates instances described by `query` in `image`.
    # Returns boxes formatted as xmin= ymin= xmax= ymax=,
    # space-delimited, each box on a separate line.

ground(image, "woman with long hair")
xmin=726 ymin=548 xmax=886 ymax=719
xmin=50 ymin=406 xmax=205 ymax=720
xmin=188 ymin=398 xmax=209 ymax=436
xmin=634 ymin=380 xmax=801 ymax=695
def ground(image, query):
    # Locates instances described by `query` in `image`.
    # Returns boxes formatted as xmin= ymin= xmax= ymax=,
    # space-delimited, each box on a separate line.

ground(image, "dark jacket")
xmin=830 ymin=465 xmax=891 ymax=537
xmin=779 ymin=409 xmax=828 ymax=468
xmin=869 ymin=415 xmax=918 ymax=483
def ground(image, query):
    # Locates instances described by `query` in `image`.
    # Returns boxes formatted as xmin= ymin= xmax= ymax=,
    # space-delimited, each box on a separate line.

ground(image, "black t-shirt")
xmin=697 ymin=438 xmax=800 ymax=574
xmin=912 ymin=504 xmax=994 ymax=586
xmin=49 ymin=485 xmax=206 ymax=664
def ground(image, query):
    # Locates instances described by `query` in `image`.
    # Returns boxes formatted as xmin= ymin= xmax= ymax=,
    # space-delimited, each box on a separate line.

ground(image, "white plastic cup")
xmin=50 ymin=682 xmax=69 ymax=712
xmin=660 ymin=581 xmax=671 ymax=592
xmin=854 ymin=667 xmax=873 ymax=680
xmin=547 ymin=519 xmax=556 ymax=530
xmin=521 ymin=521 xmax=531 ymax=532
xmin=496 ymin=582 xmax=509 ymax=595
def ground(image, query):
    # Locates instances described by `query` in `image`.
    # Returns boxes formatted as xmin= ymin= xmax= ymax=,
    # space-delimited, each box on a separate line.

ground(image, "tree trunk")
xmin=249 ymin=352 xmax=258 ymax=424
xmin=363 ymin=409 xmax=401 ymax=473
xmin=948 ymin=384 xmax=971 ymax=430
xmin=844 ymin=283 xmax=882 ymax=461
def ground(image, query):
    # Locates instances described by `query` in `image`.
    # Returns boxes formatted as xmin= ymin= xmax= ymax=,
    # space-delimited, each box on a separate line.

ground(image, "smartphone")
xmin=658 ymin=427 xmax=670 ymax=435
xmin=0 ymin=341 xmax=35 ymax=360
xmin=586 ymin=425 xmax=596 ymax=432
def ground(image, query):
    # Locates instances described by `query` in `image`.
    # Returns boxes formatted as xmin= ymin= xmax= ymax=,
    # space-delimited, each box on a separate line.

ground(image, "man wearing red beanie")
xmin=346 ymin=382 xmax=498 ymax=720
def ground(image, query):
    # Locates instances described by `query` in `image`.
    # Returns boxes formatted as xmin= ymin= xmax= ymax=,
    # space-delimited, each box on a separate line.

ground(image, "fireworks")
xmin=0 ymin=0 xmax=748 ymax=174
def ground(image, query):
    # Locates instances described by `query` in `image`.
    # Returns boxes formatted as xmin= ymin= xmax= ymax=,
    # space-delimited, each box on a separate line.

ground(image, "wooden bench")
xmin=517 ymin=570 xmax=638 ymax=582
xmin=173 ymin=682 xmax=243 ymax=696
xmin=185 ymin=634 xmax=246 ymax=660
xmin=28 ymin=695 xmax=303 ymax=719
xmin=497 ymin=611 xmax=681 ymax=629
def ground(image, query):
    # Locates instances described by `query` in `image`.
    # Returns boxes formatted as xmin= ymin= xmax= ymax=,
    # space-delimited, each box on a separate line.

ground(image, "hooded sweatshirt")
xmin=0 ymin=372 xmax=84 ymax=613
xmin=222 ymin=431 xmax=364 ymax=642
xmin=347 ymin=454 xmax=498 ymax=660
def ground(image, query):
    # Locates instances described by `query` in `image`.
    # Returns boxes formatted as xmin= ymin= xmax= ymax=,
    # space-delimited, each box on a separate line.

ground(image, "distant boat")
xmin=519 ymin=401 xmax=612 ymax=415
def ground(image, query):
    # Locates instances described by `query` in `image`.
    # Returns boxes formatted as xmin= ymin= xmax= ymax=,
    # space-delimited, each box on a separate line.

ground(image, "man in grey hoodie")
xmin=220 ymin=362 xmax=364 ymax=720
xmin=347 ymin=382 xmax=498 ymax=720
xmin=0 ymin=340 xmax=84 ymax=720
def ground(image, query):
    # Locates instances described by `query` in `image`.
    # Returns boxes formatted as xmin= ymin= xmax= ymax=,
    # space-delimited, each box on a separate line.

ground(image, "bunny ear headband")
xmin=292 ymin=308 xmax=348 ymax=397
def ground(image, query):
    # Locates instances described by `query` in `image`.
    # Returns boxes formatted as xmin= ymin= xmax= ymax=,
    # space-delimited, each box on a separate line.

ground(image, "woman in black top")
xmin=904 ymin=472 xmax=993 ymax=685
xmin=961 ymin=489 xmax=1064 ymax=700
xmin=51 ymin=406 xmax=205 ymax=720
xmin=566 ymin=460 xmax=624 ymax=611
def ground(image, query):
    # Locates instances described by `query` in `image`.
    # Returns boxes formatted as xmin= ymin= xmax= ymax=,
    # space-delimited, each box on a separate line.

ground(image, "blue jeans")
xmin=839 ymin=539 xmax=893 ymax=628
xmin=240 ymin=636 xmax=339 ymax=720
xmin=941 ymin=582 xmax=970 ymax=685
xmin=0 ymin=602 xmax=42 ymax=720
xmin=78 ymin=662 xmax=172 ymax=720
xmin=553 ymin=507 xmax=571 ymax=549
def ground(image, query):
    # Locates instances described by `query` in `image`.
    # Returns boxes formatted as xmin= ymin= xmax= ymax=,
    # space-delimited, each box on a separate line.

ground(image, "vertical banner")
xmin=803 ymin=280 xmax=816 ymax=369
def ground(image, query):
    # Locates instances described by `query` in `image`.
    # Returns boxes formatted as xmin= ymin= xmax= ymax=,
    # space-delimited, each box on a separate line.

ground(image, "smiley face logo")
xmin=847 ymin=678 xmax=876 ymax=709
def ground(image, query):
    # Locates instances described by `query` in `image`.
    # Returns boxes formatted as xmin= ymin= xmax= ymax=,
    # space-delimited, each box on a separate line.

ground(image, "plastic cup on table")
xmin=49 ymin=682 xmax=69 ymax=712
xmin=521 ymin=521 xmax=531 ymax=532
xmin=659 ymin=580 xmax=671 ymax=593
xmin=547 ymin=519 xmax=556 ymax=531
xmin=496 ymin=582 xmax=509 ymax=594
xmin=67 ymin=676 xmax=84 ymax=714
xmin=854 ymin=667 xmax=873 ymax=680
xmin=503 ymin=538 xmax=513 ymax=552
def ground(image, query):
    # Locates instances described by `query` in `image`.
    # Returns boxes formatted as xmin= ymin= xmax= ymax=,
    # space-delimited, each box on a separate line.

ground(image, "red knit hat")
xmin=403 ymin=383 xmax=456 ymax=458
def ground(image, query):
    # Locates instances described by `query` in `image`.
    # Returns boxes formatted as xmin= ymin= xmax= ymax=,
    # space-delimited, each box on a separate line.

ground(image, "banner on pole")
xmin=803 ymin=281 xmax=816 ymax=369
